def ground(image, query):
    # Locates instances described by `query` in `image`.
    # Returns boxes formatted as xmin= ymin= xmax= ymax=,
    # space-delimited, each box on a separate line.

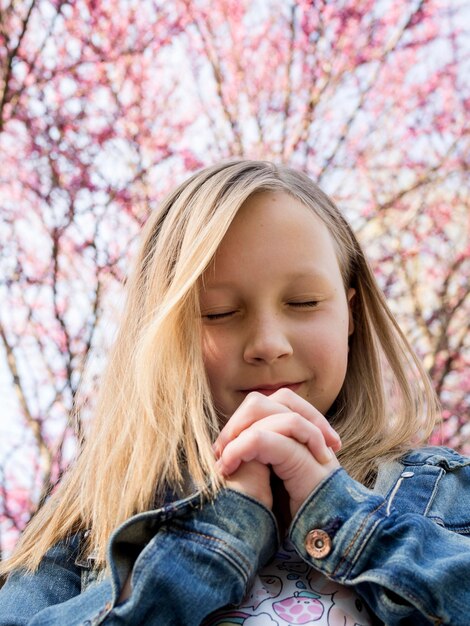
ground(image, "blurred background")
xmin=0 ymin=0 xmax=469 ymax=561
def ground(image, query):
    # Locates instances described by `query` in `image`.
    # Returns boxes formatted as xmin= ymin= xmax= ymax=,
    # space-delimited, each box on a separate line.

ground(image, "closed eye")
xmin=202 ymin=311 xmax=236 ymax=321
xmin=288 ymin=301 xmax=319 ymax=309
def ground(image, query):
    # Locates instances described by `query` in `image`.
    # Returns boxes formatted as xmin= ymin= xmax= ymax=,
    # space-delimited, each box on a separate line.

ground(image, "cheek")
xmin=300 ymin=316 xmax=350 ymax=363
xmin=201 ymin=331 xmax=239 ymax=420
xmin=202 ymin=330 xmax=235 ymax=380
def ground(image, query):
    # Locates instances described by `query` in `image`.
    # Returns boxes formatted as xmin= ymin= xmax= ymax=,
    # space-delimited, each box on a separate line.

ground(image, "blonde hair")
xmin=1 ymin=160 xmax=439 ymax=576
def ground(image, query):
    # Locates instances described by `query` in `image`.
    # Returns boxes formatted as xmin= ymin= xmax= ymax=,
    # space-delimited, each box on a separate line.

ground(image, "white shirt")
xmin=205 ymin=538 xmax=373 ymax=625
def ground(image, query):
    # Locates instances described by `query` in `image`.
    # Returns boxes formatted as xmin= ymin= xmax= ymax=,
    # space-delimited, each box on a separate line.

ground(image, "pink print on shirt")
xmin=273 ymin=591 xmax=325 ymax=623
xmin=203 ymin=539 xmax=373 ymax=626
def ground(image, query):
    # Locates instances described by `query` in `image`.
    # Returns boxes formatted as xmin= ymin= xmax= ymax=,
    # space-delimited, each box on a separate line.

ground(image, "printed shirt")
xmin=203 ymin=538 xmax=373 ymax=626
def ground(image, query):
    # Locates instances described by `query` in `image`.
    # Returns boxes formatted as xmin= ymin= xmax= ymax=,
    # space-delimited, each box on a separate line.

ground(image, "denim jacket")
xmin=1 ymin=446 xmax=470 ymax=626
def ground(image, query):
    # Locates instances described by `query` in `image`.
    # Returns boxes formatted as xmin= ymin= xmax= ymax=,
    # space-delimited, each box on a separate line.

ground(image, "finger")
xmin=214 ymin=388 xmax=341 ymax=455
xmin=264 ymin=388 xmax=341 ymax=451
xmin=247 ymin=413 xmax=333 ymax=464
xmin=217 ymin=424 xmax=333 ymax=477
xmin=214 ymin=392 xmax=291 ymax=455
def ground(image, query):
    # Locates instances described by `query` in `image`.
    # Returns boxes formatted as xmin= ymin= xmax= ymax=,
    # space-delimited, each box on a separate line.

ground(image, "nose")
xmin=243 ymin=313 xmax=293 ymax=364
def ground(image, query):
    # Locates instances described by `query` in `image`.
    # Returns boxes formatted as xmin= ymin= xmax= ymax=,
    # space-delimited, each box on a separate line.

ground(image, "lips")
xmin=240 ymin=382 xmax=303 ymax=396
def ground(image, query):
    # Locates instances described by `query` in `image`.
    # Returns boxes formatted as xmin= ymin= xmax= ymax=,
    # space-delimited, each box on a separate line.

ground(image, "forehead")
xmin=203 ymin=191 xmax=343 ymax=285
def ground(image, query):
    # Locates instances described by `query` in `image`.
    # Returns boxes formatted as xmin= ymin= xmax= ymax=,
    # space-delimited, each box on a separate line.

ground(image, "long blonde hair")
xmin=1 ymin=160 xmax=439 ymax=575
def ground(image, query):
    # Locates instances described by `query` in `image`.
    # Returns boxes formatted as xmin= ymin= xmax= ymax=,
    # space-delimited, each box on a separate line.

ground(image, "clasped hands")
xmin=213 ymin=389 xmax=342 ymax=518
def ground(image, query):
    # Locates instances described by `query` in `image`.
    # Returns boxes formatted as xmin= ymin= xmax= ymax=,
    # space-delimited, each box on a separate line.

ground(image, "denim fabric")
xmin=1 ymin=446 xmax=469 ymax=625
xmin=290 ymin=446 xmax=470 ymax=625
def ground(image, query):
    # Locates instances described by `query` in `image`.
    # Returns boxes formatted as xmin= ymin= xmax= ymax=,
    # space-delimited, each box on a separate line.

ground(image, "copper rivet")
xmin=305 ymin=529 xmax=332 ymax=559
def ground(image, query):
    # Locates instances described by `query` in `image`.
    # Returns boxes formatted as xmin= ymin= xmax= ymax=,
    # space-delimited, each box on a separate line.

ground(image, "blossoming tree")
xmin=0 ymin=0 xmax=468 ymax=560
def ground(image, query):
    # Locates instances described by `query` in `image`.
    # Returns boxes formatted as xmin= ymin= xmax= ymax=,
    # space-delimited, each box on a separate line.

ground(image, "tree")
xmin=1 ymin=0 xmax=468 ymax=560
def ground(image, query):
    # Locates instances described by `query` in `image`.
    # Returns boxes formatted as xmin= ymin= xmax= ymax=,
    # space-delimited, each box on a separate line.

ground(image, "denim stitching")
xmin=333 ymin=499 xmax=387 ymax=577
xmin=167 ymin=525 xmax=253 ymax=573
xmin=423 ymin=468 xmax=444 ymax=516
xmin=333 ymin=502 xmax=444 ymax=625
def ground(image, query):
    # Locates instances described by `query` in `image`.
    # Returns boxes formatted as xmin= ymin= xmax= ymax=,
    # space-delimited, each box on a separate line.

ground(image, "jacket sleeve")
xmin=288 ymin=466 xmax=470 ymax=626
xmin=0 ymin=489 xmax=278 ymax=626
xmin=0 ymin=535 xmax=82 ymax=625
xmin=105 ymin=488 xmax=278 ymax=624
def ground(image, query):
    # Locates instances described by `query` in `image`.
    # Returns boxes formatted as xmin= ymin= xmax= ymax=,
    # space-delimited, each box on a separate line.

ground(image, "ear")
xmin=346 ymin=287 xmax=356 ymax=336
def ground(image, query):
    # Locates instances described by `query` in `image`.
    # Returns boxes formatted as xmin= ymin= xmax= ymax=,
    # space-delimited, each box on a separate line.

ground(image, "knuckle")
xmin=245 ymin=427 xmax=263 ymax=447
xmin=289 ymin=412 xmax=312 ymax=430
xmin=274 ymin=387 xmax=293 ymax=401
xmin=244 ymin=391 xmax=263 ymax=407
xmin=219 ymin=425 xmax=233 ymax=442
xmin=238 ymin=428 xmax=267 ymax=455
xmin=285 ymin=412 xmax=303 ymax=429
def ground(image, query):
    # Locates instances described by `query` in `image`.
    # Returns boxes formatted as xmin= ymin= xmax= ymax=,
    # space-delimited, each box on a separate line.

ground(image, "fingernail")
xmin=329 ymin=426 xmax=340 ymax=440
xmin=322 ymin=447 xmax=334 ymax=464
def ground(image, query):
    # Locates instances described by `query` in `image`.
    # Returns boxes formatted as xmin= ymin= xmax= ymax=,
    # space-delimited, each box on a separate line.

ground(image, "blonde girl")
xmin=1 ymin=160 xmax=469 ymax=626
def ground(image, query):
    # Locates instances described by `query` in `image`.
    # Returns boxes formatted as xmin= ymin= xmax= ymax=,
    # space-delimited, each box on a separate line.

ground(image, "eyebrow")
xmin=202 ymin=270 xmax=331 ymax=291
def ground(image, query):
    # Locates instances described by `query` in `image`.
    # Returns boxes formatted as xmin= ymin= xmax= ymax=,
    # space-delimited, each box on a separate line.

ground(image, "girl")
xmin=0 ymin=160 xmax=469 ymax=626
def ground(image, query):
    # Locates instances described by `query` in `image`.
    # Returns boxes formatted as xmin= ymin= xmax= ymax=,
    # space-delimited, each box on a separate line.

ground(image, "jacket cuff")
xmin=181 ymin=488 xmax=280 ymax=576
xmin=288 ymin=468 xmax=385 ymax=580
xmin=109 ymin=487 xmax=279 ymax=595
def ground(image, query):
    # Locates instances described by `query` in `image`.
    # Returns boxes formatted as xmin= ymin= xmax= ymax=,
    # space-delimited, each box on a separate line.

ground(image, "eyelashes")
xmin=288 ymin=301 xmax=319 ymax=309
xmin=203 ymin=311 xmax=236 ymax=321
xmin=202 ymin=301 xmax=320 ymax=321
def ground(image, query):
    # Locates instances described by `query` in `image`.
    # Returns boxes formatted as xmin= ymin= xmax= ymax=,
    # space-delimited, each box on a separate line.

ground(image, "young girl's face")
xmin=200 ymin=191 xmax=355 ymax=421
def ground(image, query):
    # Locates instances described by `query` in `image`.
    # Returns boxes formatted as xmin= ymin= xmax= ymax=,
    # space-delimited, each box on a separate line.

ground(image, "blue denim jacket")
xmin=1 ymin=446 xmax=469 ymax=625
